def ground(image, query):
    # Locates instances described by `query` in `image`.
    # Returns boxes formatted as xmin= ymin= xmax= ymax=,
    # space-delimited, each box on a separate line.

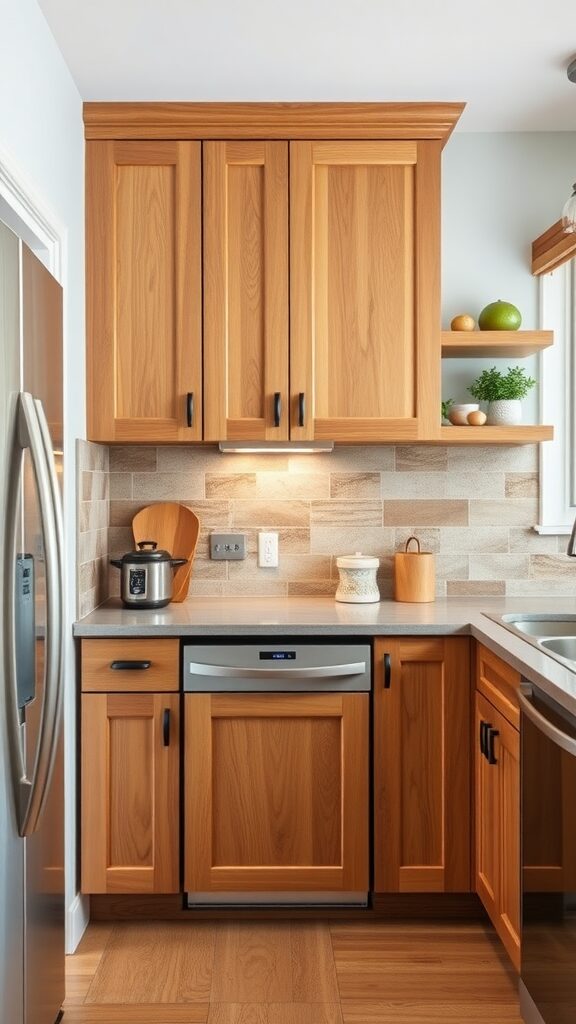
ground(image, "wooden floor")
xmin=64 ymin=920 xmax=523 ymax=1023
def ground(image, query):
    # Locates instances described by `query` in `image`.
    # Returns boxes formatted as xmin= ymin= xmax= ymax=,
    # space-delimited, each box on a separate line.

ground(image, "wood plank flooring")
xmin=65 ymin=920 xmax=523 ymax=1024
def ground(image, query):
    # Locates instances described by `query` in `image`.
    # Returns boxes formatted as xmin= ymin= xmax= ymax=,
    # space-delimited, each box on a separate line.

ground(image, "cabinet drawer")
xmin=81 ymin=638 xmax=179 ymax=692
xmin=476 ymin=643 xmax=520 ymax=729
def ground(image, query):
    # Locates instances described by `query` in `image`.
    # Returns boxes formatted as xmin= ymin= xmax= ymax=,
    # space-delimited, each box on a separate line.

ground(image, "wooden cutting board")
xmin=132 ymin=502 xmax=200 ymax=603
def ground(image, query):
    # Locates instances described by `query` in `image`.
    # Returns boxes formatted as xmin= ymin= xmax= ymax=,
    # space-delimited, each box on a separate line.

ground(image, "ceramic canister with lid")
xmin=335 ymin=552 xmax=380 ymax=604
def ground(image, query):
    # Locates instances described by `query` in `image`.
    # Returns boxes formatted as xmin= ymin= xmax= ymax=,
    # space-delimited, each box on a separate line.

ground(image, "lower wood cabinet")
xmin=184 ymin=692 xmax=369 ymax=896
xmin=81 ymin=692 xmax=180 ymax=894
xmin=373 ymin=637 xmax=471 ymax=893
xmin=475 ymin=689 xmax=520 ymax=971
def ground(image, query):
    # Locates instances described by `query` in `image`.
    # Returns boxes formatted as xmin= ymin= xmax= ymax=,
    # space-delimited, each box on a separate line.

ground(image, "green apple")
xmin=478 ymin=300 xmax=522 ymax=331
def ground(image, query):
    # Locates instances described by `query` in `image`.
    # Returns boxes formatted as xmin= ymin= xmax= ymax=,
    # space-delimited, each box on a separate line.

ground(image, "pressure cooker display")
xmin=129 ymin=568 xmax=146 ymax=596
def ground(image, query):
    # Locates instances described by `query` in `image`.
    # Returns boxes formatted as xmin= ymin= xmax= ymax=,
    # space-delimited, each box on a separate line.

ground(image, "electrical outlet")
xmin=210 ymin=532 xmax=246 ymax=560
xmin=258 ymin=531 xmax=279 ymax=568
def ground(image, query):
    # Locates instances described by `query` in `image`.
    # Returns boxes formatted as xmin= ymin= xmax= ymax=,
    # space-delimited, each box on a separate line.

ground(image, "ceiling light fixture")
xmin=562 ymin=59 xmax=576 ymax=232
xmin=218 ymin=441 xmax=334 ymax=454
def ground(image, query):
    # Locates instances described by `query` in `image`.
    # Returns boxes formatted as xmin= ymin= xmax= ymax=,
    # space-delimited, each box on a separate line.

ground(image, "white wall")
xmin=0 ymin=0 xmax=87 ymax=950
xmin=442 ymin=132 xmax=576 ymax=419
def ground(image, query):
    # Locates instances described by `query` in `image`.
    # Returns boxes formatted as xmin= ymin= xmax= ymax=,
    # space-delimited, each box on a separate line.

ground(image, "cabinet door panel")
xmin=203 ymin=141 xmax=289 ymax=441
xmin=475 ymin=693 xmax=499 ymax=920
xmin=290 ymin=141 xmax=440 ymax=442
xmin=184 ymin=693 xmax=368 ymax=894
xmin=374 ymin=637 xmax=471 ymax=892
xmin=81 ymin=693 xmax=180 ymax=893
xmin=87 ymin=140 xmax=202 ymax=441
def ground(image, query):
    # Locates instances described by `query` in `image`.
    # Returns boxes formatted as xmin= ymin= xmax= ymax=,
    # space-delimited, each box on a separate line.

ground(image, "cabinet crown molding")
xmin=83 ymin=101 xmax=465 ymax=143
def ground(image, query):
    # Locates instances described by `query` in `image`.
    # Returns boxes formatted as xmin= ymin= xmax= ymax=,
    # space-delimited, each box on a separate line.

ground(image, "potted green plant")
xmin=467 ymin=366 xmax=536 ymax=425
xmin=441 ymin=398 xmax=454 ymax=425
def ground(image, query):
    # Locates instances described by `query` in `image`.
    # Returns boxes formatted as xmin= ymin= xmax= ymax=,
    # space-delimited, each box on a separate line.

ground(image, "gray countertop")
xmin=74 ymin=596 xmax=576 ymax=719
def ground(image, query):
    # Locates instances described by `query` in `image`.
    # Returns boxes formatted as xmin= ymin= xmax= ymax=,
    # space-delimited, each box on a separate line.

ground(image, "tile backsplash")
xmin=73 ymin=442 xmax=575 ymax=606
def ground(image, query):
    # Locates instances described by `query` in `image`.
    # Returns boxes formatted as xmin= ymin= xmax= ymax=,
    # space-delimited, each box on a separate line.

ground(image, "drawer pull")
xmin=487 ymin=727 xmax=499 ymax=765
xmin=480 ymin=720 xmax=489 ymax=758
xmin=383 ymin=652 xmax=391 ymax=689
xmin=186 ymin=392 xmax=194 ymax=428
xmin=298 ymin=392 xmax=305 ymax=428
xmin=163 ymin=708 xmax=171 ymax=747
xmin=273 ymin=392 xmax=282 ymax=428
xmin=110 ymin=660 xmax=151 ymax=671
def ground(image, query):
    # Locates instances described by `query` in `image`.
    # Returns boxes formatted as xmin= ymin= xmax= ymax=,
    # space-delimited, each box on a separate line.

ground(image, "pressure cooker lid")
xmin=121 ymin=541 xmax=173 ymax=563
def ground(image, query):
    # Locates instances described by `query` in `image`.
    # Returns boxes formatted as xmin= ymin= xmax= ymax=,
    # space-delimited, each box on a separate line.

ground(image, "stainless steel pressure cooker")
xmin=110 ymin=541 xmax=187 ymax=609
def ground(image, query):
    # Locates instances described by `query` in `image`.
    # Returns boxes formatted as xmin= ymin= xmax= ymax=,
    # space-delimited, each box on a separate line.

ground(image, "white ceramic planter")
xmin=335 ymin=553 xmax=380 ymax=603
xmin=486 ymin=399 xmax=522 ymax=425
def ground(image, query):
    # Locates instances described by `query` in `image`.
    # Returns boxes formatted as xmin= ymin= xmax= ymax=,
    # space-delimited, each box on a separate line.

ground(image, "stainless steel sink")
xmin=484 ymin=613 xmax=576 ymax=672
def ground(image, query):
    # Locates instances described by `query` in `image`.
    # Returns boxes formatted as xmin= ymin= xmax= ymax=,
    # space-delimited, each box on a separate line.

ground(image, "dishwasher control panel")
xmin=182 ymin=642 xmax=371 ymax=692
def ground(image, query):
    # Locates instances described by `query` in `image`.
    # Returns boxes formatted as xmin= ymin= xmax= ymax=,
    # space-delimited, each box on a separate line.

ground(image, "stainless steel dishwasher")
xmin=182 ymin=642 xmax=370 ymax=908
xmin=519 ymin=682 xmax=576 ymax=1024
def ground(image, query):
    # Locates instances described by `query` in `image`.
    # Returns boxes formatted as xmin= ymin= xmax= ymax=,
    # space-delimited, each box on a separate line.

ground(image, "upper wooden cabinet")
xmin=85 ymin=104 xmax=462 ymax=443
xmin=86 ymin=140 xmax=202 ymax=442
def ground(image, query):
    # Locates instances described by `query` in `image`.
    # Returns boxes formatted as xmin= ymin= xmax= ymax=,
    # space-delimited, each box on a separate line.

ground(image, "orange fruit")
xmin=450 ymin=314 xmax=476 ymax=331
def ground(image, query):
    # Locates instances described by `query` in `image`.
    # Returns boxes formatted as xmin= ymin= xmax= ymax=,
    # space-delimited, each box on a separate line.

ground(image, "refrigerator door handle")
xmin=4 ymin=393 xmax=64 ymax=837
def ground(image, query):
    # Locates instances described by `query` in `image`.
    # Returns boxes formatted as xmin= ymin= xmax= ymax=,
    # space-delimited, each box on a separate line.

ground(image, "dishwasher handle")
xmin=519 ymin=686 xmax=576 ymax=758
xmin=187 ymin=660 xmax=367 ymax=681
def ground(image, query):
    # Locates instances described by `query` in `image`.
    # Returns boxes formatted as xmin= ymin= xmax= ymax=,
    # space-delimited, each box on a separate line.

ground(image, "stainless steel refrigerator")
xmin=0 ymin=220 xmax=65 ymax=1024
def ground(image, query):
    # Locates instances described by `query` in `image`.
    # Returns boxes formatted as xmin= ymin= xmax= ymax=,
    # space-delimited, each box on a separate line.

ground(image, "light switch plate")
xmin=210 ymin=532 xmax=246 ymax=560
xmin=258 ymin=531 xmax=279 ymax=567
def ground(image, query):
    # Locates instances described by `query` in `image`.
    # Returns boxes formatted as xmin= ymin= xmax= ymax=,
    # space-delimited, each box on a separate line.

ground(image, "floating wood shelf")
xmin=439 ymin=425 xmax=554 ymax=445
xmin=441 ymin=330 xmax=553 ymax=359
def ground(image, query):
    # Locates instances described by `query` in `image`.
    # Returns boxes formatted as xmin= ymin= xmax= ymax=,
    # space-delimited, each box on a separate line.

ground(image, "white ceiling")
xmin=38 ymin=0 xmax=576 ymax=132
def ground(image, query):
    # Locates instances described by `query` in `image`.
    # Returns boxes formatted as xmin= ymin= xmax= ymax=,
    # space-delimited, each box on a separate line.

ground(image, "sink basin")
xmin=484 ymin=613 xmax=576 ymax=673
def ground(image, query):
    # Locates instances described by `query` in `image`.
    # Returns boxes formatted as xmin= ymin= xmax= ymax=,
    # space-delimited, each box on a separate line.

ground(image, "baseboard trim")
xmin=90 ymin=892 xmax=485 ymax=922
xmin=66 ymin=892 xmax=90 ymax=953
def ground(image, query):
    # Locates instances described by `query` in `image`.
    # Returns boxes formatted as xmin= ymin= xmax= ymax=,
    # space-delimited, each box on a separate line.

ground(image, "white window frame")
xmin=536 ymin=259 xmax=576 ymax=534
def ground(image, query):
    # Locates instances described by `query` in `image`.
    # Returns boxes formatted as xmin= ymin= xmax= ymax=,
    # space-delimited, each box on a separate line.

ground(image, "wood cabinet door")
xmin=475 ymin=691 xmax=520 ymax=971
xmin=374 ymin=637 xmax=471 ymax=892
xmin=81 ymin=693 xmax=180 ymax=894
xmin=203 ymin=142 xmax=289 ymax=441
xmin=184 ymin=693 xmax=368 ymax=895
xmin=86 ymin=140 xmax=202 ymax=442
xmin=290 ymin=141 xmax=441 ymax=442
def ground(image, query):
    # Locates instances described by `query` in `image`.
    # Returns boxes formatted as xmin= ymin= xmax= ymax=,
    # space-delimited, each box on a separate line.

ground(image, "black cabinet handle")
xmin=110 ymin=660 xmax=151 ymax=671
xmin=186 ymin=392 xmax=194 ymax=428
xmin=487 ymin=727 xmax=499 ymax=765
xmin=163 ymin=708 xmax=171 ymax=747
xmin=384 ymin=653 xmax=391 ymax=689
xmin=298 ymin=392 xmax=305 ymax=428
xmin=273 ymin=392 xmax=281 ymax=428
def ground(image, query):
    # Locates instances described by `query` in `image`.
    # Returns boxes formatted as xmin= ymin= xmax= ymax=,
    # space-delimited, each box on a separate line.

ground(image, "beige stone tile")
xmin=310 ymin=502 xmax=382 ymax=527
xmin=223 ymin=579 xmax=289 ymax=597
xmin=395 ymin=447 xmax=448 ymax=472
xmin=232 ymin=500 xmax=310 ymax=528
xmin=107 ymin=526 xmax=133 ymax=557
xmin=229 ymin=528 xmax=309 ymax=555
xmin=530 ymin=554 xmax=576 ymax=578
xmin=469 ymin=499 xmax=538 ymax=527
xmin=505 ymin=473 xmax=539 ymax=498
xmin=133 ymin=472 xmax=204 ymax=501
xmin=394 ymin=528 xmax=441 ymax=554
xmin=470 ymin=553 xmax=530 ymax=580
xmin=447 ymin=445 xmax=538 ymax=472
xmin=186 ymin=501 xmax=232 ymax=528
xmin=288 ymin=581 xmax=337 ymax=597
xmin=82 ymin=470 xmax=109 ymax=501
xmin=109 ymin=446 xmax=157 ymax=472
xmin=330 ymin=473 xmax=380 ymax=499
xmin=446 ymin=472 xmax=505 ymax=500
xmin=440 ymin=527 xmax=509 ymax=553
xmin=559 ymin=535 xmax=574 ymax=553
xmin=374 ymin=556 xmax=394 ymax=581
xmin=159 ymin=446 xmax=289 ymax=474
xmin=510 ymin=528 xmax=558 ymax=553
xmin=188 ymin=578 xmax=225 ymax=597
xmin=310 ymin=526 xmax=394 ymax=556
xmin=79 ymin=500 xmax=109 ymax=533
xmin=507 ymin=578 xmax=576 ymax=596
xmin=383 ymin=500 xmax=468 ymax=527
xmin=109 ymin=472 xmax=133 ymax=500
xmin=192 ymin=554 xmax=228 ymax=580
xmin=257 ymin=473 xmax=330 ymax=499
xmin=205 ymin=473 xmax=257 ymax=498
xmin=78 ymin=439 xmax=108 ymax=472
xmin=79 ymin=528 xmax=108 ymax=564
xmin=228 ymin=554 xmax=332 ymax=582
xmin=436 ymin=551 xmax=469 ymax=580
xmin=381 ymin=472 xmax=447 ymax=499
xmin=78 ymin=588 xmax=99 ymax=618
xmin=289 ymin=446 xmax=395 ymax=473
xmin=109 ymin=500 xmax=146 ymax=528
xmin=447 ymin=581 xmax=506 ymax=596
